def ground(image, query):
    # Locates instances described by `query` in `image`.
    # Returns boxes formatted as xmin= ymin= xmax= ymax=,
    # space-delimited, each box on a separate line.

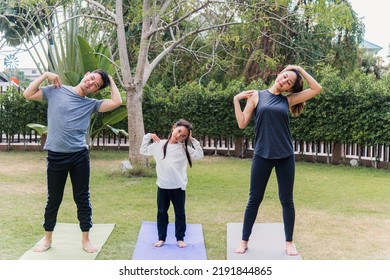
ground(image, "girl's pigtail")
xmin=184 ymin=139 xmax=193 ymax=168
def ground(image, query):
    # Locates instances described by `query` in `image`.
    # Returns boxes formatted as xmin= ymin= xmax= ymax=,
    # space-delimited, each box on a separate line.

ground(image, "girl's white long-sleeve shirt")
xmin=139 ymin=133 xmax=204 ymax=190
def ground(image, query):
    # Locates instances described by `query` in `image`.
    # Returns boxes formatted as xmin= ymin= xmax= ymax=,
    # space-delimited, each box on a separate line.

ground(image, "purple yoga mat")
xmin=131 ymin=221 xmax=208 ymax=260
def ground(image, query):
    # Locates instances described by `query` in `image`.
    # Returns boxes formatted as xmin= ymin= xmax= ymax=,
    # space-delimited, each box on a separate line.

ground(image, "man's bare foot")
xmin=153 ymin=240 xmax=165 ymax=247
xmin=286 ymin=241 xmax=298 ymax=256
xmin=234 ymin=240 xmax=248 ymax=254
xmin=82 ymin=240 xmax=98 ymax=253
xmin=34 ymin=232 xmax=52 ymax=252
xmin=33 ymin=241 xmax=52 ymax=252
xmin=82 ymin=231 xmax=98 ymax=253
xmin=177 ymin=240 xmax=188 ymax=248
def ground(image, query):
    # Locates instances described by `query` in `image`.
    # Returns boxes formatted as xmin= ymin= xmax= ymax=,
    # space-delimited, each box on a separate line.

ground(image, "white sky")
xmin=348 ymin=0 xmax=389 ymax=63
xmin=0 ymin=0 xmax=388 ymax=70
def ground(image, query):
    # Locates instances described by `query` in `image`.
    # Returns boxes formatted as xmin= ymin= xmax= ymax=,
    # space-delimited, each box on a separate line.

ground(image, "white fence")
xmin=293 ymin=141 xmax=390 ymax=163
xmin=1 ymin=133 xmax=389 ymax=167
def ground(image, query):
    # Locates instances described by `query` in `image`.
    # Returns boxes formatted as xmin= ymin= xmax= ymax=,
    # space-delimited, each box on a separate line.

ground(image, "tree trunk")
xmin=126 ymin=87 xmax=147 ymax=165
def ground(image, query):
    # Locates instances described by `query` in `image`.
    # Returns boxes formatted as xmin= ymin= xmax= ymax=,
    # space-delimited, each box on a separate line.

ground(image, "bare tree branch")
xmin=115 ymin=0 xmax=133 ymax=89
xmin=145 ymin=20 xmax=241 ymax=84
xmin=146 ymin=0 xmax=213 ymax=38
xmin=85 ymin=0 xmax=116 ymax=19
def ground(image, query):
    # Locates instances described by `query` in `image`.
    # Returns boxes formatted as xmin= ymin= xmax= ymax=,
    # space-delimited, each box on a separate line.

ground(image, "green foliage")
xmin=0 ymin=1 xmax=51 ymax=46
xmin=142 ymin=83 xmax=175 ymax=136
xmin=64 ymin=36 xmax=118 ymax=86
xmin=26 ymin=123 xmax=47 ymax=136
xmin=0 ymin=0 xmax=387 ymax=150
xmin=0 ymin=87 xmax=47 ymax=149
xmin=2 ymin=66 xmax=389 ymax=149
xmin=143 ymin=67 xmax=390 ymax=146
xmin=120 ymin=163 xmax=156 ymax=178
xmin=0 ymin=88 xmax=27 ymax=138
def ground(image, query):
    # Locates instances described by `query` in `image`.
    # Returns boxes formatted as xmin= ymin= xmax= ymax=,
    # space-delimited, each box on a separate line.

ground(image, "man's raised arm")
xmin=23 ymin=72 xmax=62 ymax=101
xmin=98 ymin=75 xmax=123 ymax=113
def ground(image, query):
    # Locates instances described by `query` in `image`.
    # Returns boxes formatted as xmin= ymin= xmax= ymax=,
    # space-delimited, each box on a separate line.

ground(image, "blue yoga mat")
xmin=132 ymin=221 xmax=208 ymax=260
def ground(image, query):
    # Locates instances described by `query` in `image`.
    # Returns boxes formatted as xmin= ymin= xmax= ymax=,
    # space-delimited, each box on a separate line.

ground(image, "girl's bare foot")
xmin=234 ymin=240 xmax=248 ymax=254
xmin=153 ymin=240 xmax=165 ymax=247
xmin=177 ymin=240 xmax=188 ymax=248
xmin=286 ymin=241 xmax=298 ymax=256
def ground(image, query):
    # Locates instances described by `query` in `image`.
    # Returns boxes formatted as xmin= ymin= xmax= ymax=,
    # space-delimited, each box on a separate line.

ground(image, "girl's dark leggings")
xmin=242 ymin=154 xmax=295 ymax=242
xmin=43 ymin=148 xmax=92 ymax=232
xmin=156 ymin=187 xmax=186 ymax=242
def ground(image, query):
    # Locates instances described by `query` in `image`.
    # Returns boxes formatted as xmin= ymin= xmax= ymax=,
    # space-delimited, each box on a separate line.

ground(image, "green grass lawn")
xmin=0 ymin=150 xmax=389 ymax=260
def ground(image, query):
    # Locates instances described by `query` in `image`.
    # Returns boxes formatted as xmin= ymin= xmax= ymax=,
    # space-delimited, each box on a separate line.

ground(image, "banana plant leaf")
xmin=106 ymin=125 xmax=129 ymax=137
xmin=26 ymin=123 xmax=48 ymax=136
xmin=102 ymin=106 xmax=128 ymax=126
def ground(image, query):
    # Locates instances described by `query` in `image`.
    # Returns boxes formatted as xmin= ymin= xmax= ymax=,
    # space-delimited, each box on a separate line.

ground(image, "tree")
xmin=85 ymin=0 xmax=245 ymax=164
xmin=358 ymin=48 xmax=386 ymax=79
xmin=88 ymin=0 xmax=363 ymax=164
xmin=1 ymin=0 xmax=364 ymax=166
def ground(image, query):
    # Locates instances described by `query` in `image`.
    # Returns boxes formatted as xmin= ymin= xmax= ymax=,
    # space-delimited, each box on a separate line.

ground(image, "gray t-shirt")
xmin=253 ymin=90 xmax=294 ymax=159
xmin=42 ymin=85 xmax=103 ymax=152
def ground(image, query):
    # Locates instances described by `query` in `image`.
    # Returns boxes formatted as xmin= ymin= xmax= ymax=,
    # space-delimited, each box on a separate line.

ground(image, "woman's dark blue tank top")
xmin=253 ymin=90 xmax=293 ymax=159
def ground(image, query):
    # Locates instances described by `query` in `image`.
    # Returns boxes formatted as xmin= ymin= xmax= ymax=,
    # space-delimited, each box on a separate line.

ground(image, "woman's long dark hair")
xmin=288 ymin=69 xmax=304 ymax=117
xmin=162 ymin=119 xmax=193 ymax=167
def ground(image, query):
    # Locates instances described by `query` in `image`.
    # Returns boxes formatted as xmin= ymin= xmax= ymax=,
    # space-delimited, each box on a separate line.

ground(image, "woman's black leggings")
xmin=43 ymin=148 xmax=92 ymax=232
xmin=242 ymin=154 xmax=295 ymax=242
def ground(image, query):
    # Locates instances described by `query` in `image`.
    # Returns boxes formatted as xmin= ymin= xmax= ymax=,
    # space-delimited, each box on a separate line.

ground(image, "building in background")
xmin=360 ymin=40 xmax=383 ymax=56
xmin=17 ymin=67 xmax=40 ymax=81
xmin=0 ymin=72 xmax=9 ymax=93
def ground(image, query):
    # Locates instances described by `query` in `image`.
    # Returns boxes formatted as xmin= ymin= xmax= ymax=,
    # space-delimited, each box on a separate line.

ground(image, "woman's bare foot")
xmin=286 ymin=241 xmax=298 ymax=256
xmin=153 ymin=240 xmax=165 ymax=247
xmin=177 ymin=240 xmax=188 ymax=248
xmin=234 ymin=240 xmax=248 ymax=254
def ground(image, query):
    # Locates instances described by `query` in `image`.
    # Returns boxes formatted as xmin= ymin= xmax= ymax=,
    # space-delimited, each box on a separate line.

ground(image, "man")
xmin=23 ymin=70 xmax=122 ymax=253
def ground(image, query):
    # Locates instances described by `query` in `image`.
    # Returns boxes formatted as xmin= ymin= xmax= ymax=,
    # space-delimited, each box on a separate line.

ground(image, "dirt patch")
xmin=0 ymin=182 xmax=46 ymax=194
xmin=0 ymin=163 xmax=45 ymax=177
xmin=0 ymin=153 xmax=46 ymax=193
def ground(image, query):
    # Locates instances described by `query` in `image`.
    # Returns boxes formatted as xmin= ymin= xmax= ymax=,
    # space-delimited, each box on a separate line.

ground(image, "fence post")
xmin=233 ymin=138 xmax=244 ymax=158
xmin=332 ymin=142 xmax=342 ymax=164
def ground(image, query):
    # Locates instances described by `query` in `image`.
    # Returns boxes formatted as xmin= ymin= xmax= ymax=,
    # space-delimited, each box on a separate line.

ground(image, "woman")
xmin=233 ymin=65 xmax=322 ymax=256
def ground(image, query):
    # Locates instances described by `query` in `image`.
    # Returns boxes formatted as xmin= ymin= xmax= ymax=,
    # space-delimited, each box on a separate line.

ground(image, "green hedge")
xmin=0 ymin=88 xmax=47 ymax=141
xmin=1 ymin=68 xmax=389 ymax=147
xmin=143 ymin=69 xmax=390 ymax=146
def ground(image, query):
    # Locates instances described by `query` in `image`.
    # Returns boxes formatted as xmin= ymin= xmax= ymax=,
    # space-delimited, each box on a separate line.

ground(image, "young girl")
xmin=139 ymin=119 xmax=204 ymax=248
